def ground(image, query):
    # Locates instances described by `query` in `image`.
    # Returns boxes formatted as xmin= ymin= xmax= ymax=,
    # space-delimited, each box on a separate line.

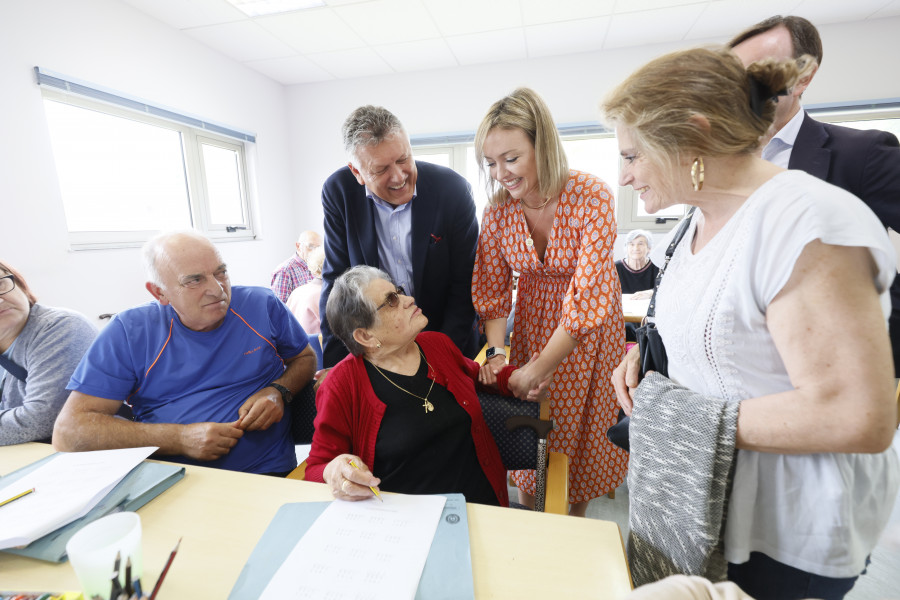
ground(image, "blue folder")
xmin=0 ymin=453 xmax=185 ymax=563
xmin=228 ymin=493 xmax=475 ymax=600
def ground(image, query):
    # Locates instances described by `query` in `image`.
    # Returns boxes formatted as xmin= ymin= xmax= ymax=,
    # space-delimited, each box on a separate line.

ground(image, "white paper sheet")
xmin=0 ymin=447 xmax=156 ymax=549
xmin=622 ymin=293 xmax=651 ymax=317
xmin=260 ymin=494 xmax=447 ymax=600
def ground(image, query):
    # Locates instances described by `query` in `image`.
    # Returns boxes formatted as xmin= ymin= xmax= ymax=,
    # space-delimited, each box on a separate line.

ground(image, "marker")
xmin=0 ymin=487 xmax=35 ymax=508
xmin=348 ymin=460 xmax=382 ymax=502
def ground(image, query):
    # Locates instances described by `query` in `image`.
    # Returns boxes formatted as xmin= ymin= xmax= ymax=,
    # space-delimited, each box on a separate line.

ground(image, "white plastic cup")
xmin=65 ymin=512 xmax=143 ymax=600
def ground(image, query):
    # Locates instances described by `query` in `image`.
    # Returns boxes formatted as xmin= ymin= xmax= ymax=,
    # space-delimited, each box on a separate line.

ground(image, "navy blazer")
xmin=319 ymin=161 xmax=480 ymax=367
xmin=790 ymin=112 xmax=900 ymax=371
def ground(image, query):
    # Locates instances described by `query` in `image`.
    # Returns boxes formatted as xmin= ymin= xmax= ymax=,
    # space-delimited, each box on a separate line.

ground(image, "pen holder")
xmin=66 ymin=512 xmax=143 ymax=599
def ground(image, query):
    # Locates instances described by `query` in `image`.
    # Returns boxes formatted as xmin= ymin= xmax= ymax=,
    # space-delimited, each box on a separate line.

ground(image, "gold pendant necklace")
xmin=368 ymin=348 xmax=435 ymax=413
xmin=523 ymin=197 xmax=551 ymax=248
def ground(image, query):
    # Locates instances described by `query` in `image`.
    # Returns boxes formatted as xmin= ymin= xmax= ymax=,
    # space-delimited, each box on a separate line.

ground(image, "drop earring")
xmin=691 ymin=157 xmax=704 ymax=192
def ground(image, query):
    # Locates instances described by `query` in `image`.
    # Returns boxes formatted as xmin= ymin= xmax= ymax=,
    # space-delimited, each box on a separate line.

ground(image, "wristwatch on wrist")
xmin=485 ymin=347 xmax=506 ymax=360
xmin=269 ymin=382 xmax=293 ymax=405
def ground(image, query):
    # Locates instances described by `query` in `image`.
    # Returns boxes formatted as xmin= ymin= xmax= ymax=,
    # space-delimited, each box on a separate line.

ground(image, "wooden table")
xmin=622 ymin=293 xmax=650 ymax=324
xmin=0 ymin=443 xmax=632 ymax=599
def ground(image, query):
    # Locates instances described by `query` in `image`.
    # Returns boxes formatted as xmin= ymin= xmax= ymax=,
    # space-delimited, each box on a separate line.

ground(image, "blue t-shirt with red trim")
xmin=68 ymin=286 xmax=308 ymax=474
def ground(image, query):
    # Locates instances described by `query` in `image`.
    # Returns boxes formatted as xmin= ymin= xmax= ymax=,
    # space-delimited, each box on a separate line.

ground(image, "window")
xmin=38 ymin=71 xmax=256 ymax=249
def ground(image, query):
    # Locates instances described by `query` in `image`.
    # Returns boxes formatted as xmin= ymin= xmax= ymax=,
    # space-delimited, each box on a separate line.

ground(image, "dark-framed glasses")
xmin=0 ymin=275 xmax=16 ymax=296
xmin=376 ymin=285 xmax=405 ymax=311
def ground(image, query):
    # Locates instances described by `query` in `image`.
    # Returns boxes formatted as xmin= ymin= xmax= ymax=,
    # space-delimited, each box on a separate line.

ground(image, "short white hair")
xmin=625 ymin=229 xmax=653 ymax=248
xmin=142 ymin=230 xmax=218 ymax=286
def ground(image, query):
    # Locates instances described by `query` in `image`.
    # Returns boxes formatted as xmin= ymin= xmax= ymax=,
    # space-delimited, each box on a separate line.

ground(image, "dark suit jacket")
xmin=790 ymin=112 xmax=900 ymax=371
xmin=319 ymin=161 xmax=480 ymax=367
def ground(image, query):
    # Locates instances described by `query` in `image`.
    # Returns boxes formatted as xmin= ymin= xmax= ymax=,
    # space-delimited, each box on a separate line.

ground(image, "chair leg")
xmin=607 ymin=489 xmax=616 ymax=500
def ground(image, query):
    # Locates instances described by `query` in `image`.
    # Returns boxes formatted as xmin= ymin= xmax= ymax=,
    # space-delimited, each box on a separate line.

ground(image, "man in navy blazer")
xmin=319 ymin=105 xmax=480 ymax=368
xmin=731 ymin=16 xmax=900 ymax=375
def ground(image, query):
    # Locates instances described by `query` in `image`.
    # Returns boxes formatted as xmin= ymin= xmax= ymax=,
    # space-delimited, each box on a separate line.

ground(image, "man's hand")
xmin=237 ymin=387 xmax=285 ymax=431
xmin=611 ymin=344 xmax=642 ymax=416
xmin=179 ymin=421 xmax=244 ymax=461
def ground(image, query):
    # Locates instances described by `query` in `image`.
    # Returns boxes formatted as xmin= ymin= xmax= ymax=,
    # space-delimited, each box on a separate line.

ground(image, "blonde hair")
xmin=475 ymin=87 xmax=569 ymax=206
xmin=602 ymin=46 xmax=814 ymax=198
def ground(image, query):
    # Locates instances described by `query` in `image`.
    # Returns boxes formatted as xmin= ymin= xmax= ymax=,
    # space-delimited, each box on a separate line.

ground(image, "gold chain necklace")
xmin=523 ymin=197 xmax=551 ymax=248
xmin=368 ymin=348 xmax=435 ymax=413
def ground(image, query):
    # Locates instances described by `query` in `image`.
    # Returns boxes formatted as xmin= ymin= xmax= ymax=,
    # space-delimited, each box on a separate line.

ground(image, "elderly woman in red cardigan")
xmin=304 ymin=266 xmax=547 ymax=505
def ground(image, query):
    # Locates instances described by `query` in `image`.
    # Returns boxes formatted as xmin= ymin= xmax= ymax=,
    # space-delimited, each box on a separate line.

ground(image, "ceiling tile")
xmin=375 ymin=38 xmax=458 ymax=72
xmin=685 ymin=0 xmax=804 ymax=41
xmin=184 ymin=20 xmax=298 ymax=61
xmin=604 ymin=4 xmax=706 ymax=48
xmin=256 ymin=8 xmax=365 ymax=53
xmin=308 ymin=47 xmax=395 ymax=78
xmin=333 ymin=0 xmax=441 ymax=45
xmin=445 ymin=28 xmax=528 ymax=66
xmin=613 ymin=0 xmax=706 ymax=12
xmin=870 ymin=0 xmax=900 ymax=17
xmin=120 ymin=0 xmax=246 ymax=29
xmin=793 ymin=0 xmax=898 ymax=23
xmin=245 ymin=54 xmax=335 ymax=84
xmin=521 ymin=0 xmax=615 ymax=25
xmin=524 ymin=16 xmax=611 ymax=58
xmin=422 ymin=0 xmax=521 ymax=36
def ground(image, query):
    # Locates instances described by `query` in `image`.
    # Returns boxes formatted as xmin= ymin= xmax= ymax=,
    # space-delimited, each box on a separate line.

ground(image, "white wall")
xmin=0 ymin=0 xmax=297 ymax=324
xmin=285 ymin=16 xmax=900 ymax=260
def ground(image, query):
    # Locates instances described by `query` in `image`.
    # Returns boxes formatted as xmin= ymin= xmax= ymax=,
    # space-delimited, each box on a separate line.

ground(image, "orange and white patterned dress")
xmin=472 ymin=170 xmax=628 ymax=502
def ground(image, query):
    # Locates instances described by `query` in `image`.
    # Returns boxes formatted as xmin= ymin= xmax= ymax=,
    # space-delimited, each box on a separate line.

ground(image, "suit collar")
xmin=787 ymin=112 xmax=831 ymax=180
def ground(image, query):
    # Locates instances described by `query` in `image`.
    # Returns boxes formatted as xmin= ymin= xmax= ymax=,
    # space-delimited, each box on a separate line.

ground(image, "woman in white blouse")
xmin=606 ymin=47 xmax=898 ymax=600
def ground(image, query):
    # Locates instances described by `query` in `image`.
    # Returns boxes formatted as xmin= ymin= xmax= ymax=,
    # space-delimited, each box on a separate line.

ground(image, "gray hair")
xmin=625 ymin=229 xmax=653 ymax=248
xmin=341 ymin=105 xmax=405 ymax=167
xmin=326 ymin=265 xmax=392 ymax=357
xmin=142 ymin=230 xmax=218 ymax=287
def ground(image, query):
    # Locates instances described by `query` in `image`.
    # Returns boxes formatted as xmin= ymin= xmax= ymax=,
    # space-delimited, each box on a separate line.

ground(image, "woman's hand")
xmin=478 ymin=354 xmax=506 ymax=385
xmin=611 ymin=344 xmax=642 ymax=415
xmin=323 ymin=454 xmax=381 ymax=501
xmin=508 ymin=352 xmax=551 ymax=402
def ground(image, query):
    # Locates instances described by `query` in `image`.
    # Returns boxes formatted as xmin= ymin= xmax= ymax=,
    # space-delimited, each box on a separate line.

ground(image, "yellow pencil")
xmin=0 ymin=487 xmax=35 ymax=508
xmin=348 ymin=460 xmax=382 ymax=502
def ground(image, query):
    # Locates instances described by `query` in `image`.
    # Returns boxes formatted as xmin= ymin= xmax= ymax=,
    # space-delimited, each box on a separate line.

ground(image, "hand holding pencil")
xmin=322 ymin=454 xmax=382 ymax=502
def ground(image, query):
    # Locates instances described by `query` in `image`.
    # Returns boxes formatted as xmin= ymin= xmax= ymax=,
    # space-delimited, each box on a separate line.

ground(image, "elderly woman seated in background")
xmin=615 ymin=229 xmax=658 ymax=298
xmin=304 ymin=266 xmax=546 ymax=506
xmin=0 ymin=260 xmax=96 ymax=445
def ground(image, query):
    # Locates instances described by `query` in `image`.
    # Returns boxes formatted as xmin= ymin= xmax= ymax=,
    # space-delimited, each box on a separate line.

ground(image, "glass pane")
xmin=465 ymin=146 xmax=490 ymax=223
xmin=202 ymin=143 xmax=245 ymax=224
xmin=413 ymin=151 xmax=451 ymax=169
xmin=830 ymin=117 xmax=900 ymax=140
xmin=561 ymin=137 xmax=620 ymax=196
xmin=43 ymin=100 xmax=191 ymax=232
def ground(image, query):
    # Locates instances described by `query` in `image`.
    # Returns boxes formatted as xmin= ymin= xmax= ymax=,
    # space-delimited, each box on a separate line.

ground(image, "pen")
xmin=149 ymin=538 xmax=181 ymax=600
xmin=0 ymin=487 xmax=35 ymax=508
xmin=132 ymin=578 xmax=142 ymax=600
xmin=348 ymin=460 xmax=382 ymax=502
xmin=124 ymin=556 xmax=133 ymax=596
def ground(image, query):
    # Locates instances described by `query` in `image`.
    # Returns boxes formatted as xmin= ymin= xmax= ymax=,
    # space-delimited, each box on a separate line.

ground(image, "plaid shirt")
xmin=270 ymin=254 xmax=313 ymax=302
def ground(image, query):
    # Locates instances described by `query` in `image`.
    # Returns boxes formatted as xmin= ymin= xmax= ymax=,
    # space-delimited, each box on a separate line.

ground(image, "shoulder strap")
xmin=646 ymin=207 xmax=696 ymax=319
xmin=0 ymin=353 xmax=28 ymax=382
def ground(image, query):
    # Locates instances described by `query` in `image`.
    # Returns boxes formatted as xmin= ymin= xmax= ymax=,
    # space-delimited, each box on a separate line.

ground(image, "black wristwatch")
xmin=269 ymin=382 xmax=293 ymax=405
xmin=485 ymin=347 xmax=506 ymax=360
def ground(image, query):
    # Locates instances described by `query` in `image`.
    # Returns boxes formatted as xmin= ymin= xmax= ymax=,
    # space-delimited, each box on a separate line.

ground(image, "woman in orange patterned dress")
xmin=472 ymin=87 xmax=627 ymax=516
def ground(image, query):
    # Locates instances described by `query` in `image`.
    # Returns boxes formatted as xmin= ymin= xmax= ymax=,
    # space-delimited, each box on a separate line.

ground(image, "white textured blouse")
xmin=650 ymin=170 xmax=899 ymax=578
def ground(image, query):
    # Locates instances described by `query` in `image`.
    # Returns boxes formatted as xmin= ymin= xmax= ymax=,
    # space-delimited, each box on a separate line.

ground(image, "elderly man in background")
xmin=319 ymin=105 xmax=480 ymax=368
xmin=729 ymin=15 xmax=900 ymax=375
xmin=54 ymin=231 xmax=316 ymax=476
xmin=271 ymin=230 xmax=323 ymax=302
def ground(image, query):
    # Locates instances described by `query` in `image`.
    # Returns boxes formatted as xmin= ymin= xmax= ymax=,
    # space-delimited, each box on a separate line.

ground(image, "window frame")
xmin=40 ymin=87 xmax=256 ymax=250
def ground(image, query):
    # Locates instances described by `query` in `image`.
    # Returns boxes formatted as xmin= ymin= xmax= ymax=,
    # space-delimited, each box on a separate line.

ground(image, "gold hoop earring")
xmin=691 ymin=157 xmax=704 ymax=192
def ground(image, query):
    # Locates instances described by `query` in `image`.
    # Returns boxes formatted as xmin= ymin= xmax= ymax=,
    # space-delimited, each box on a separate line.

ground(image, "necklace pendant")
xmin=423 ymin=400 xmax=435 ymax=413
xmin=525 ymin=237 xmax=534 ymax=247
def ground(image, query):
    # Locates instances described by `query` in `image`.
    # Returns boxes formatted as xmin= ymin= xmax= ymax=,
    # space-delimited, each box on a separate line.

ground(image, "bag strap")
xmin=646 ymin=207 xmax=696 ymax=320
xmin=0 ymin=353 xmax=28 ymax=382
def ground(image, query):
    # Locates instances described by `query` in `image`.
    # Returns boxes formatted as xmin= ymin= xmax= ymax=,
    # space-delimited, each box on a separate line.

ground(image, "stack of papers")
xmin=0 ymin=447 xmax=156 ymax=549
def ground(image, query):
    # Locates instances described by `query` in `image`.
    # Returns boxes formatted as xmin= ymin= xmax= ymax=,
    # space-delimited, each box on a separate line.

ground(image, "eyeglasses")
xmin=376 ymin=286 xmax=405 ymax=311
xmin=0 ymin=275 xmax=16 ymax=296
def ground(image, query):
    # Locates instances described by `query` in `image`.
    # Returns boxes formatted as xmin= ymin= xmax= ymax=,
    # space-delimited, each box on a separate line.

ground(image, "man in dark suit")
xmin=730 ymin=15 xmax=900 ymax=375
xmin=319 ymin=105 xmax=480 ymax=367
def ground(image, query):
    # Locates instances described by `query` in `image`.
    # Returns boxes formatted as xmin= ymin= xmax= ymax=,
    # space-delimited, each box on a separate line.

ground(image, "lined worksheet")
xmin=260 ymin=493 xmax=447 ymax=600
